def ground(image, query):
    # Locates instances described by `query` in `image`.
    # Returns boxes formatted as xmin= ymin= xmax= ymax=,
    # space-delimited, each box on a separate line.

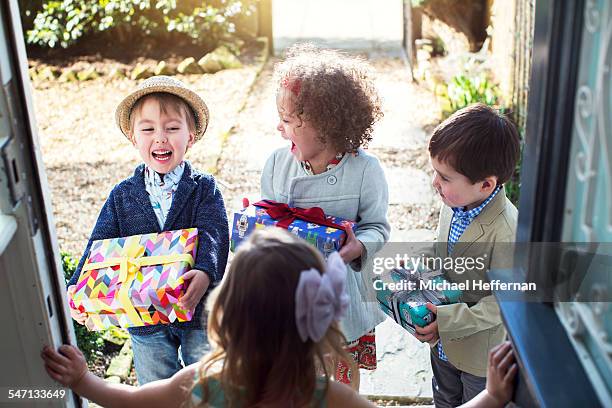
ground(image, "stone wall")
xmin=419 ymin=0 xmax=488 ymax=54
xmin=403 ymin=0 xmax=534 ymax=126
xmin=488 ymin=0 xmax=516 ymax=102
xmin=489 ymin=0 xmax=535 ymax=129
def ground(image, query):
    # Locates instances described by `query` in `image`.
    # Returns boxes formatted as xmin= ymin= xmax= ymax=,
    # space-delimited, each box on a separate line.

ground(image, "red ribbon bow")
xmin=253 ymin=200 xmax=349 ymax=232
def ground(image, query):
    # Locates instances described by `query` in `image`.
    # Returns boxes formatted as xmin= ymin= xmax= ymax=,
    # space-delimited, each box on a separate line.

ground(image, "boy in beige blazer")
xmin=414 ymin=103 xmax=521 ymax=408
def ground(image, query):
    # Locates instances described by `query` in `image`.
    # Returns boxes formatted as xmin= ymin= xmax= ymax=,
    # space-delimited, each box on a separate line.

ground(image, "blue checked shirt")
xmin=437 ymin=186 xmax=501 ymax=361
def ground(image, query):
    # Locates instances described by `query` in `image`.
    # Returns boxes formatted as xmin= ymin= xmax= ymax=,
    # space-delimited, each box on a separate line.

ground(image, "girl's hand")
xmin=67 ymin=285 xmax=87 ymax=325
xmin=178 ymin=269 xmax=210 ymax=312
xmin=41 ymin=345 xmax=88 ymax=388
xmin=487 ymin=341 xmax=518 ymax=406
xmin=339 ymin=226 xmax=364 ymax=264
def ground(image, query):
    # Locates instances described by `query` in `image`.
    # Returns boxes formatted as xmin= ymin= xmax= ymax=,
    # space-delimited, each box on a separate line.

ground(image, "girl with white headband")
xmin=42 ymin=229 xmax=374 ymax=407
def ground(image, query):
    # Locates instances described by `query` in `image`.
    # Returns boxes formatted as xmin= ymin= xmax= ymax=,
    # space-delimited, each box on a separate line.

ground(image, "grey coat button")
xmin=327 ymin=175 xmax=337 ymax=185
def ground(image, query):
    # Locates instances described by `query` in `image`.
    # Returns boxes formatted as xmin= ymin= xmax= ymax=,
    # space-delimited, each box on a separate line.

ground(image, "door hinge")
xmin=0 ymin=133 xmax=38 ymax=236
xmin=1 ymin=135 xmax=26 ymax=207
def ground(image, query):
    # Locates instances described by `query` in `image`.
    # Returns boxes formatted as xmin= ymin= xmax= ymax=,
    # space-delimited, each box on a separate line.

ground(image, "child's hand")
xmin=414 ymin=303 xmax=439 ymax=345
xmin=487 ymin=341 xmax=517 ymax=406
xmin=339 ymin=226 xmax=364 ymax=264
xmin=41 ymin=345 xmax=88 ymax=388
xmin=70 ymin=308 xmax=88 ymax=325
xmin=178 ymin=269 xmax=210 ymax=312
xmin=67 ymin=285 xmax=87 ymax=325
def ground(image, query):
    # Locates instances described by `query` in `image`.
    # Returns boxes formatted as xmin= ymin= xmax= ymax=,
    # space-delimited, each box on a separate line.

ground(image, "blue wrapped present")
xmin=230 ymin=200 xmax=356 ymax=258
xmin=375 ymin=266 xmax=462 ymax=334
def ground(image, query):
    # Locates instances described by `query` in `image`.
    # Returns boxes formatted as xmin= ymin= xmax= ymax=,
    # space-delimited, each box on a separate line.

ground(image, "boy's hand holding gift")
xmin=67 ymin=285 xmax=88 ymax=325
xmin=414 ymin=303 xmax=439 ymax=345
xmin=177 ymin=269 xmax=210 ymax=312
xmin=375 ymin=265 xmax=461 ymax=338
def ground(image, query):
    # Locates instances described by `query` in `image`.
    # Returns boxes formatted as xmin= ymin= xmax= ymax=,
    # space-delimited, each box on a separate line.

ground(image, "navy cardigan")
xmin=68 ymin=162 xmax=229 ymax=335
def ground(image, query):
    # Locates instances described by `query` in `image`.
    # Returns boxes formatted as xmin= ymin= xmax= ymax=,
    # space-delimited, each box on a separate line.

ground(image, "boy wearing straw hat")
xmin=66 ymin=76 xmax=229 ymax=385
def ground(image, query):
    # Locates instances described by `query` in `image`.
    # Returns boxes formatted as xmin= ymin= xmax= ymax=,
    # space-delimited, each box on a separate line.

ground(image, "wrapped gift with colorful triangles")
xmin=70 ymin=228 xmax=198 ymax=331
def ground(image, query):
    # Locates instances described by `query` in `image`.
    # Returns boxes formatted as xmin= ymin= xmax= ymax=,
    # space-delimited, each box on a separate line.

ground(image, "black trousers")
xmin=430 ymin=348 xmax=486 ymax=408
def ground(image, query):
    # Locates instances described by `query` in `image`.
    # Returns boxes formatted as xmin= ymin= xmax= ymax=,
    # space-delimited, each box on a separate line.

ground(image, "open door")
xmin=0 ymin=1 xmax=79 ymax=406
xmin=491 ymin=1 xmax=611 ymax=406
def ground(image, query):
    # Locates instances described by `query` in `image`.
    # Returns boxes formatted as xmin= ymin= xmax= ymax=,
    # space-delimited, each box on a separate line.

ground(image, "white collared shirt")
xmin=144 ymin=162 xmax=185 ymax=229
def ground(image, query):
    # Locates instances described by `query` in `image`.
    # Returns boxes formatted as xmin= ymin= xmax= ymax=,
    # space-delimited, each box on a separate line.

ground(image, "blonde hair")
xmin=189 ymin=229 xmax=355 ymax=407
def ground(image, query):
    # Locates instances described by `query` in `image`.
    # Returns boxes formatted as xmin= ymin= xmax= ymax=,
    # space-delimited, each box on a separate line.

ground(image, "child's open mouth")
xmin=290 ymin=141 xmax=296 ymax=153
xmin=152 ymin=149 xmax=172 ymax=162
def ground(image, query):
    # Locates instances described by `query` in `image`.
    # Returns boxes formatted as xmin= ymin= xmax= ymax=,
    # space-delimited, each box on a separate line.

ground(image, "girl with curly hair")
xmin=261 ymin=44 xmax=390 ymax=388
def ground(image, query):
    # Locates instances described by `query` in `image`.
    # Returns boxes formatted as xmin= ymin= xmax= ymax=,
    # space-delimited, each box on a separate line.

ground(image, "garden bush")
xmin=21 ymin=0 xmax=256 ymax=49
xmin=439 ymin=72 xmax=499 ymax=118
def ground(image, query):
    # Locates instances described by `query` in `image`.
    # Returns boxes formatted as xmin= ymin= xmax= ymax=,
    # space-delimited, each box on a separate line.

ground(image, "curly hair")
xmin=274 ymin=43 xmax=383 ymax=153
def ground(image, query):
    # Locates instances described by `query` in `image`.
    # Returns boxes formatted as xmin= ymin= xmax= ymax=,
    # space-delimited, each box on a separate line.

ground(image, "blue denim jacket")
xmin=68 ymin=161 xmax=229 ymax=335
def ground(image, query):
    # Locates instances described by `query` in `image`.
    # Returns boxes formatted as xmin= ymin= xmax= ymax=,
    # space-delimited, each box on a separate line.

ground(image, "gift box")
xmin=230 ymin=200 xmax=355 ymax=258
xmin=375 ymin=266 xmax=462 ymax=335
xmin=70 ymin=228 xmax=198 ymax=331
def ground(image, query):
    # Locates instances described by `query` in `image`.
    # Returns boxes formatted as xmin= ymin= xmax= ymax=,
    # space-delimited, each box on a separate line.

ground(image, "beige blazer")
xmin=434 ymin=188 xmax=517 ymax=377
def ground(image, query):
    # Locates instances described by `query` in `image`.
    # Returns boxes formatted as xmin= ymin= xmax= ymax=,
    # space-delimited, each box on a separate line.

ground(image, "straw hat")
xmin=115 ymin=75 xmax=209 ymax=142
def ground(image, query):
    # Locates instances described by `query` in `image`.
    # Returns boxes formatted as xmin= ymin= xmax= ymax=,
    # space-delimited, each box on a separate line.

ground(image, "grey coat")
xmin=261 ymin=147 xmax=390 ymax=341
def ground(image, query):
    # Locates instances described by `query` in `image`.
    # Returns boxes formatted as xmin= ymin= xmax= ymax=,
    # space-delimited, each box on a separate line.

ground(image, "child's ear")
xmin=128 ymin=132 xmax=136 ymax=146
xmin=187 ymin=132 xmax=196 ymax=149
xmin=481 ymin=176 xmax=498 ymax=193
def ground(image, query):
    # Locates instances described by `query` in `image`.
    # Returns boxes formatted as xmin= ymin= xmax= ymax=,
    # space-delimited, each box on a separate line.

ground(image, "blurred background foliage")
xmin=19 ymin=0 xmax=257 ymax=53
xmin=439 ymin=72 xmax=499 ymax=118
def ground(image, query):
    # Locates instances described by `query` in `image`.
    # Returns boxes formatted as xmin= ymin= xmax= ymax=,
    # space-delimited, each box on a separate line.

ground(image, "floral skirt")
xmin=335 ymin=329 xmax=377 ymax=384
